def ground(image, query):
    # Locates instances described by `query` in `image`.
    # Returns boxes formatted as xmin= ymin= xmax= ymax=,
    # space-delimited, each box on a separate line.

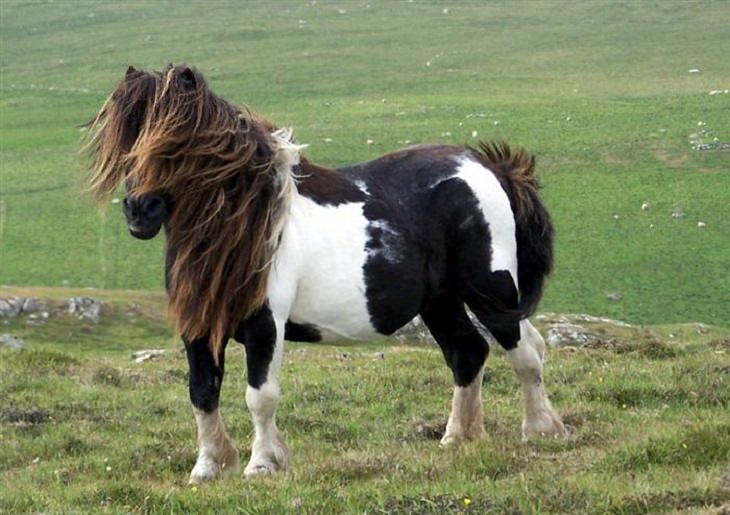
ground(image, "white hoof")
xmin=522 ymin=408 xmax=566 ymax=440
xmin=244 ymin=429 xmax=289 ymax=477
xmin=188 ymin=450 xmax=240 ymax=484
xmin=439 ymin=425 xmax=486 ymax=447
xmin=244 ymin=460 xmax=279 ymax=477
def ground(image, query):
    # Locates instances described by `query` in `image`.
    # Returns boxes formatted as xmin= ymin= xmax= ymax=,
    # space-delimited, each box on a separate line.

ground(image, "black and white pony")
xmin=87 ymin=65 xmax=564 ymax=483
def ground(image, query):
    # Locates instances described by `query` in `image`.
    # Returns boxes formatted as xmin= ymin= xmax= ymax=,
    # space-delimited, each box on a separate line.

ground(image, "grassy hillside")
xmin=2 ymin=0 xmax=729 ymax=326
xmin=1 ymin=290 xmax=728 ymax=513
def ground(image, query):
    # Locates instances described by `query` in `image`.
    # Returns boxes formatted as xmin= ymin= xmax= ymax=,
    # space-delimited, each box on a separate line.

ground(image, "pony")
xmin=86 ymin=64 xmax=565 ymax=483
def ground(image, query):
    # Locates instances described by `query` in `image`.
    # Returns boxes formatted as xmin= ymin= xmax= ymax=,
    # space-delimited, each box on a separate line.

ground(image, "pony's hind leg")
xmin=235 ymin=306 xmax=289 ymax=476
xmin=185 ymin=336 xmax=240 ymax=484
xmin=507 ymin=320 xmax=565 ymax=439
xmin=464 ymin=273 xmax=564 ymax=440
xmin=420 ymin=295 xmax=489 ymax=445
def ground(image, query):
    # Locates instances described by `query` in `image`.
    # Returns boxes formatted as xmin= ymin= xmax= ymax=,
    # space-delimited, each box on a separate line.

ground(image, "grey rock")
xmin=67 ymin=297 xmax=102 ymax=323
xmin=394 ymin=316 xmax=436 ymax=345
xmin=21 ymin=297 xmax=43 ymax=314
xmin=0 ymin=333 xmax=25 ymax=349
xmin=546 ymin=323 xmax=603 ymax=348
xmin=132 ymin=349 xmax=168 ymax=363
xmin=605 ymin=292 xmax=623 ymax=302
xmin=0 ymin=298 xmax=23 ymax=318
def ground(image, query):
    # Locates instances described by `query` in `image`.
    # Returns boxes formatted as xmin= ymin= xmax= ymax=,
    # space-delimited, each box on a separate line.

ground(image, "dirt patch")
xmin=409 ymin=418 xmax=445 ymax=441
xmin=709 ymin=337 xmax=730 ymax=351
xmin=612 ymin=487 xmax=728 ymax=513
xmin=382 ymin=495 xmax=501 ymax=515
xmin=0 ymin=406 xmax=50 ymax=425
xmin=582 ymin=332 xmax=677 ymax=359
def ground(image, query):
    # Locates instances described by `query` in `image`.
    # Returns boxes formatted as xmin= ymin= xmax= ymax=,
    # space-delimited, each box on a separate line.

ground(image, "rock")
xmin=0 ymin=297 xmax=23 ymax=317
xmin=394 ymin=316 xmax=435 ymax=345
xmin=546 ymin=323 xmax=603 ymax=348
xmin=395 ymin=312 xmax=493 ymax=346
xmin=132 ymin=349 xmax=168 ymax=363
xmin=21 ymin=297 xmax=45 ymax=314
xmin=605 ymin=292 xmax=623 ymax=302
xmin=67 ymin=297 xmax=102 ymax=323
xmin=0 ymin=333 xmax=25 ymax=349
xmin=697 ymin=221 xmax=706 ymax=228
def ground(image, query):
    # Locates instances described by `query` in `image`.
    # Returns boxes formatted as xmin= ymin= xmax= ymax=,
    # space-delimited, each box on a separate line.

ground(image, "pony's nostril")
xmin=144 ymin=196 xmax=164 ymax=216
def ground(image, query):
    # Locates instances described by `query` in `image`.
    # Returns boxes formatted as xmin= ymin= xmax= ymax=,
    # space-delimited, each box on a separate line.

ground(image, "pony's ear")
xmin=126 ymin=65 xmax=137 ymax=76
xmin=179 ymin=66 xmax=197 ymax=88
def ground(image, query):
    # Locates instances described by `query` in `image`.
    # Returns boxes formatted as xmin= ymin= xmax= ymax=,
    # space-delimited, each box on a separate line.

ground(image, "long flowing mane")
xmin=86 ymin=64 xmax=298 ymax=358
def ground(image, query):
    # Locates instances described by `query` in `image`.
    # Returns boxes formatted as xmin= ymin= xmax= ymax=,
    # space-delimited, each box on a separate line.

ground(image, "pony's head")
xmin=85 ymin=64 xmax=297 ymax=356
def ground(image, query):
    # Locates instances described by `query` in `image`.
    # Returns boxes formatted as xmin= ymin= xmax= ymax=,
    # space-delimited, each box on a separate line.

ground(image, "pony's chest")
xmin=281 ymin=197 xmax=381 ymax=341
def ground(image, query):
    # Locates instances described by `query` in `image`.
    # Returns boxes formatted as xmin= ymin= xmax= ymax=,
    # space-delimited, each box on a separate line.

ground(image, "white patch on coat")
xmin=367 ymin=219 xmax=402 ymax=264
xmin=279 ymin=193 xmax=379 ymax=341
xmin=454 ymin=157 xmax=518 ymax=286
xmin=354 ymin=179 xmax=370 ymax=196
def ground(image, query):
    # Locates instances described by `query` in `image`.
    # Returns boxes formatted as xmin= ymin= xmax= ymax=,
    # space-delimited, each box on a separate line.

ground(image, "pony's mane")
xmin=86 ymin=64 xmax=300 ymax=359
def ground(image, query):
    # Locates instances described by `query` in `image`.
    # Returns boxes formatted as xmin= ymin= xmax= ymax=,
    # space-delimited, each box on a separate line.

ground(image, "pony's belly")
xmin=289 ymin=275 xmax=380 ymax=342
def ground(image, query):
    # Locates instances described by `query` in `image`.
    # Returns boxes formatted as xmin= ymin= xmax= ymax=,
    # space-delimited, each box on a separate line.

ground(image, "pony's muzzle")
xmin=123 ymin=194 xmax=167 ymax=240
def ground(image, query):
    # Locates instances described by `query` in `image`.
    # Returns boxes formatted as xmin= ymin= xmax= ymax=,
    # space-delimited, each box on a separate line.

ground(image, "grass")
xmin=1 ymin=0 xmax=729 ymax=325
xmin=1 ymin=292 xmax=729 ymax=513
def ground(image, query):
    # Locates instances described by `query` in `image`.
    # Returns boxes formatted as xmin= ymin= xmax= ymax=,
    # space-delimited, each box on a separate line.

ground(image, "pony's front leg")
xmin=185 ymin=336 xmax=240 ymax=484
xmin=236 ymin=306 xmax=289 ymax=476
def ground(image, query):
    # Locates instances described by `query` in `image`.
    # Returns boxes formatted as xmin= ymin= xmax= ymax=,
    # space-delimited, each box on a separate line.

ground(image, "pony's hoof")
xmin=188 ymin=450 xmax=240 ymax=484
xmin=522 ymin=409 xmax=566 ymax=440
xmin=439 ymin=426 xmax=485 ymax=447
xmin=244 ymin=460 xmax=279 ymax=477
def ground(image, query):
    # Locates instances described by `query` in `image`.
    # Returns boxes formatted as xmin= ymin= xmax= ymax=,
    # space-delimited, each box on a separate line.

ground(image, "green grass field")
xmin=1 ymin=292 xmax=728 ymax=513
xmin=2 ymin=1 xmax=730 ymax=513
xmin=2 ymin=0 xmax=729 ymax=325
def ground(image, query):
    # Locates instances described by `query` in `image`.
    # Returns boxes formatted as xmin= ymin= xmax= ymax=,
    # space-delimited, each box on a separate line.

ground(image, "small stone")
xmin=688 ymin=68 xmax=700 ymax=74
xmin=0 ymin=298 xmax=23 ymax=318
xmin=67 ymin=297 xmax=102 ymax=323
xmin=132 ymin=349 xmax=168 ymax=363
xmin=366 ymin=139 xmax=374 ymax=145
xmin=605 ymin=292 xmax=623 ymax=301
xmin=546 ymin=323 xmax=602 ymax=347
xmin=111 ymin=198 xmax=121 ymax=204
xmin=22 ymin=297 xmax=44 ymax=314
xmin=671 ymin=209 xmax=685 ymax=219
xmin=697 ymin=221 xmax=706 ymax=228
xmin=0 ymin=334 xmax=25 ymax=349
xmin=641 ymin=203 xmax=650 ymax=211
xmin=471 ymin=130 xmax=478 ymax=138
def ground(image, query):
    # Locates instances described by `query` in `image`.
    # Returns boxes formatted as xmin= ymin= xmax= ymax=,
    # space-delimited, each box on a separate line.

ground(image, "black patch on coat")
xmin=233 ymin=305 xmax=277 ymax=389
xmin=421 ymin=294 xmax=490 ymax=387
xmin=284 ymin=321 xmax=322 ymax=342
xmin=184 ymin=335 xmax=226 ymax=413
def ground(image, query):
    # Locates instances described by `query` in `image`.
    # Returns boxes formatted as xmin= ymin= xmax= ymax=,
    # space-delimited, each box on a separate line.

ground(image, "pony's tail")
xmin=474 ymin=141 xmax=554 ymax=319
